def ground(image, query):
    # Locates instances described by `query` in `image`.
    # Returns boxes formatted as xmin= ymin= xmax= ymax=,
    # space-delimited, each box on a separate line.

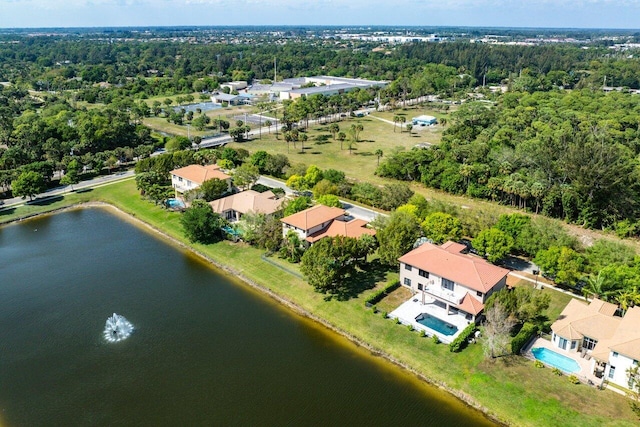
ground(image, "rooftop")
xmin=281 ymin=205 xmax=345 ymax=231
xmin=209 ymin=190 xmax=284 ymax=216
xmin=306 ymin=218 xmax=375 ymax=243
xmin=398 ymin=241 xmax=509 ymax=293
xmin=170 ymin=164 xmax=231 ymax=185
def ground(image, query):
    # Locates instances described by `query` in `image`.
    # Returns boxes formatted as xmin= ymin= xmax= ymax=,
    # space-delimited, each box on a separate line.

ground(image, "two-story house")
xmin=398 ymin=241 xmax=509 ymax=323
xmin=170 ymin=164 xmax=232 ymax=196
xmin=551 ymin=298 xmax=640 ymax=390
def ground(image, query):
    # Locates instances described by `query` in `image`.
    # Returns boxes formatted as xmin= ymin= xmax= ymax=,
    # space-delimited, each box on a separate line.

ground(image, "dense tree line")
xmin=378 ymin=90 xmax=640 ymax=230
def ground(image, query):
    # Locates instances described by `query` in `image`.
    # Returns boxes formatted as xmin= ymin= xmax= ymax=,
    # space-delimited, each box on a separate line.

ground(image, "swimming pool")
xmin=531 ymin=347 xmax=581 ymax=373
xmin=166 ymin=198 xmax=186 ymax=210
xmin=415 ymin=313 xmax=459 ymax=336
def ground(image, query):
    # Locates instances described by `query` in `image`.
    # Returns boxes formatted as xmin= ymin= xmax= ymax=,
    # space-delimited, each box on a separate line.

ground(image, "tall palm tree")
xmin=375 ymin=149 xmax=383 ymax=166
xmin=393 ymin=115 xmax=400 ymax=132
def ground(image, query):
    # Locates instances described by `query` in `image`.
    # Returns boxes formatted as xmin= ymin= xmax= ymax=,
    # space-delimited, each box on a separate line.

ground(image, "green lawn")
xmin=1 ymin=178 xmax=637 ymax=427
xmin=229 ymin=116 xmax=424 ymax=181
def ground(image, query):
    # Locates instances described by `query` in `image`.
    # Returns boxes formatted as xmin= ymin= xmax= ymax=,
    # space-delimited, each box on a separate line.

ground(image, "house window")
xmin=582 ymin=337 xmax=598 ymax=351
xmin=178 ymin=177 xmax=183 ymax=182
xmin=419 ymin=269 xmax=429 ymax=278
xmin=609 ymin=366 xmax=616 ymax=379
xmin=476 ymin=291 xmax=483 ymax=297
xmin=558 ymin=337 xmax=568 ymax=350
xmin=571 ymin=341 xmax=577 ymax=350
xmin=612 ymin=352 xmax=618 ymax=358
xmin=403 ymin=278 xmax=411 ymax=287
xmin=442 ymin=278 xmax=454 ymax=291
xmin=404 ymin=264 xmax=412 ymax=271
xmin=417 ymin=283 xmax=423 ymax=291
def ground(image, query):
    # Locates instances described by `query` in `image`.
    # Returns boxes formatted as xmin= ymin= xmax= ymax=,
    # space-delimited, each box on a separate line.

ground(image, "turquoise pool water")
xmin=415 ymin=313 xmax=458 ymax=336
xmin=531 ymin=347 xmax=580 ymax=373
xmin=166 ymin=198 xmax=185 ymax=209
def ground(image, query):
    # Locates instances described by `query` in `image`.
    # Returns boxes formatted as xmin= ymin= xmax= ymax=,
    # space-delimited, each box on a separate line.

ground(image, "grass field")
xmin=1 ymin=179 xmax=637 ymax=427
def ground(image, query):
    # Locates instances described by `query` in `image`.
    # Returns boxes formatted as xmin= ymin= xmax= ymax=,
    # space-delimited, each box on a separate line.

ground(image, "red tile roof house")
xmin=209 ymin=190 xmax=285 ymax=222
xmin=392 ymin=241 xmax=509 ymax=342
xmin=170 ymin=164 xmax=232 ymax=196
xmin=280 ymin=205 xmax=376 ymax=244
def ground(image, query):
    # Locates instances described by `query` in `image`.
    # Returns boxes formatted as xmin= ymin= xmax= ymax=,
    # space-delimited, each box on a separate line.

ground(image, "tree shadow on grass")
xmin=335 ymin=259 xmax=392 ymax=301
xmin=28 ymin=195 xmax=64 ymax=206
xmin=75 ymin=188 xmax=94 ymax=194
xmin=0 ymin=206 xmax=16 ymax=216
xmin=356 ymin=151 xmax=374 ymax=157
xmin=314 ymin=134 xmax=331 ymax=144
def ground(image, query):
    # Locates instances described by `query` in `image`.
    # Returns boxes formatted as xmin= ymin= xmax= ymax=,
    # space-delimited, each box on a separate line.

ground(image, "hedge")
xmin=511 ymin=322 xmax=538 ymax=354
xmin=449 ymin=323 xmax=477 ymax=352
xmin=365 ymin=280 xmax=400 ymax=306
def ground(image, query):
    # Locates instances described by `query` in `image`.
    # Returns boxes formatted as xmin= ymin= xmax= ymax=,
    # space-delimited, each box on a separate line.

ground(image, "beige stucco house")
xmin=551 ymin=298 xmax=640 ymax=389
xmin=170 ymin=164 xmax=232 ymax=196
xmin=209 ymin=190 xmax=284 ymax=222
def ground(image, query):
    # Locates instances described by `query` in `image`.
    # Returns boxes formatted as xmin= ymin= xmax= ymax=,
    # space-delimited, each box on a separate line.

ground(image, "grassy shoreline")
xmin=1 ymin=180 xmax=637 ymax=427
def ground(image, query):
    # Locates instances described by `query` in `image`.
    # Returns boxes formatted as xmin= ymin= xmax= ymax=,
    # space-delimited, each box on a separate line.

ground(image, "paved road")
xmin=0 ymin=170 xmax=135 ymax=210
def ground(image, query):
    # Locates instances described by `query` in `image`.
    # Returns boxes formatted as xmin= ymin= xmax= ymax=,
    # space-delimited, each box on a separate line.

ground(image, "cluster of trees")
xmin=378 ymin=89 xmax=640 ymax=230
xmin=0 ymin=87 xmax=155 ymax=198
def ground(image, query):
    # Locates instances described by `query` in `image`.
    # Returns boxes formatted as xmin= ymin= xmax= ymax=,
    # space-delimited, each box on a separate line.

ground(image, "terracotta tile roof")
xmin=398 ymin=241 xmax=509 ymax=293
xmin=280 ymin=205 xmax=345 ymax=231
xmin=458 ymin=293 xmax=485 ymax=315
xmin=441 ymin=241 xmax=467 ymax=254
xmin=306 ymin=218 xmax=376 ymax=243
xmin=209 ymin=190 xmax=284 ymax=216
xmin=170 ymin=164 xmax=231 ymax=184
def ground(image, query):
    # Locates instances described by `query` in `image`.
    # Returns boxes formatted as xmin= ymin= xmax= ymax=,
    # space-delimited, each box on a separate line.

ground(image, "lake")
xmin=0 ymin=208 xmax=496 ymax=426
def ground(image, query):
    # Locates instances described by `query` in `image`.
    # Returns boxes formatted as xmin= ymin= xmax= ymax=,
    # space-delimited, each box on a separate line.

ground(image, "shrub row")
xmin=449 ymin=323 xmax=477 ymax=352
xmin=511 ymin=322 xmax=538 ymax=355
xmin=365 ymin=280 xmax=400 ymax=307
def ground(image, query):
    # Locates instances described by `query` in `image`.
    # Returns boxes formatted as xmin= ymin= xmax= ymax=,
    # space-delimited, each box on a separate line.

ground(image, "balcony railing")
xmin=423 ymin=285 xmax=464 ymax=305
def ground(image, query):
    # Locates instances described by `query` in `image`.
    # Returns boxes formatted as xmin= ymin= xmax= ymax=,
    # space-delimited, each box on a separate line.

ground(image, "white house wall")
xmin=605 ymin=352 xmax=638 ymax=389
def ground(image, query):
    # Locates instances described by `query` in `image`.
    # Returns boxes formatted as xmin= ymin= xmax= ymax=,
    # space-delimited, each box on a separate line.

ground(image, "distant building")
xmin=279 ymin=75 xmax=388 ymax=101
xmin=210 ymin=92 xmax=252 ymax=106
xmin=220 ymin=81 xmax=248 ymax=92
xmin=411 ymin=115 xmax=438 ymax=126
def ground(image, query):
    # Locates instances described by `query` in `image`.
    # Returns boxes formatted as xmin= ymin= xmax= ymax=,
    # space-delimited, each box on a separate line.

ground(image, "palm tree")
xmin=299 ymin=133 xmax=308 ymax=153
xmin=616 ymin=286 xmax=640 ymax=312
xmin=406 ymin=123 xmax=413 ymax=135
xmin=393 ymin=115 xmax=400 ymax=132
xmin=375 ymin=149 xmax=383 ymax=166
xmin=399 ymin=116 xmax=406 ymax=133
xmin=265 ymin=120 xmax=272 ymax=134
xmin=582 ymin=271 xmax=610 ymax=301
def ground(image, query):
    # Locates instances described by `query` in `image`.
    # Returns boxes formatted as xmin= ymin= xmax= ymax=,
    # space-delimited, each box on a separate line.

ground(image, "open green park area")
xmin=227 ymin=107 xmax=445 ymax=181
xmin=1 ymin=178 xmax=637 ymax=427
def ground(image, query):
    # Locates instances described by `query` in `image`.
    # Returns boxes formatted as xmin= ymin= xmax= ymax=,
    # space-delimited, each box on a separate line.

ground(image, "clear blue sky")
xmin=0 ymin=0 xmax=639 ymax=30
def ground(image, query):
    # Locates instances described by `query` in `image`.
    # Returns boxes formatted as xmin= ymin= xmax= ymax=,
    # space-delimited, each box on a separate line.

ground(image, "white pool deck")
xmin=524 ymin=337 xmax=605 ymax=387
xmin=389 ymin=297 xmax=473 ymax=343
